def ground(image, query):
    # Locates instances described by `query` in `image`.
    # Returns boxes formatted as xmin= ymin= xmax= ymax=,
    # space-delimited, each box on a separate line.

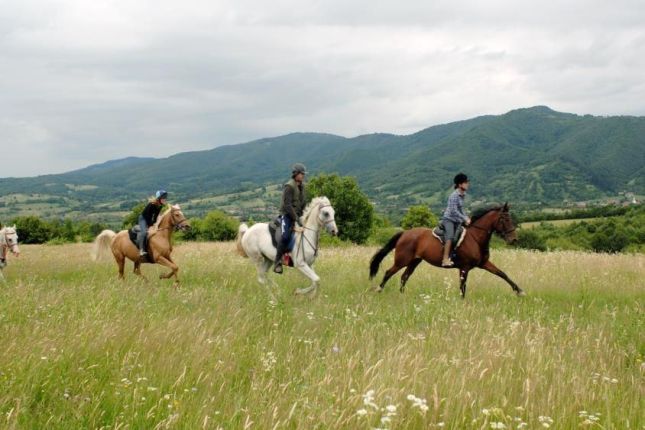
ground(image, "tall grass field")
xmin=0 ymin=243 xmax=643 ymax=429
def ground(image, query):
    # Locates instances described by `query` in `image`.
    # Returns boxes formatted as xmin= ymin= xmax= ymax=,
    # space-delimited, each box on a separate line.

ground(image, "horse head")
xmin=494 ymin=203 xmax=517 ymax=244
xmin=1 ymin=225 xmax=20 ymax=256
xmin=168 ymin=205 xmax=191 ymax=232
xmin=304 ymin=197 xmax=338 ymax=236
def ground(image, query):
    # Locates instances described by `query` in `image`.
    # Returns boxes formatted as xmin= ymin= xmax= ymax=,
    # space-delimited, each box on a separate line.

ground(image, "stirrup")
xmin=441 ymin=259 xmax=454 ymax=267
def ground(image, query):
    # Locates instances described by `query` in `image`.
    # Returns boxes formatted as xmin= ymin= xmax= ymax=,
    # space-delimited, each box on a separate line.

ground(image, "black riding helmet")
xmin=453 ymin=173 xmax=468 ymax=188
xmin=292 ymin=163 xmax=307 ymax=176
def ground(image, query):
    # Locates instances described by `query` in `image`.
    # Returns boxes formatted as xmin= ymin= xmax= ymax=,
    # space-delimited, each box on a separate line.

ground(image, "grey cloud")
xmin=1 ymin=0 xmax=644 ymax=177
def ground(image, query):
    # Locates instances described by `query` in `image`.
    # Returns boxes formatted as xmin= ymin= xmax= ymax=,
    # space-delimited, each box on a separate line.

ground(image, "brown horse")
xmin=92 ymin=205 xmax=191 ymax=287
xmin=369 ymin=203 xmax=525 ymax=298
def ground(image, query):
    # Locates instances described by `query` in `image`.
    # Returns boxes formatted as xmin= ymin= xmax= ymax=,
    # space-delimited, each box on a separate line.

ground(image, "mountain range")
xmin=1 ymin=106 xmax=643 ymax=223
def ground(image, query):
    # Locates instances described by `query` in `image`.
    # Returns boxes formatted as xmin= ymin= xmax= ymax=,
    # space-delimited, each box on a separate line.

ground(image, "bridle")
xmin=469 ymin=210 xmax=516 ymax=240
xmin=297 ymin=203 xmax=336 ymax=258
xmin=157 ymin=210 xmax=190 ymax=232
xmin=0 ymin=229 xmax=19 ymax=259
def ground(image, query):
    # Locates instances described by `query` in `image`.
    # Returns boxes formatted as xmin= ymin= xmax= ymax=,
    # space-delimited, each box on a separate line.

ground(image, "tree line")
xmin=4 ymin=173 xmax=643 ymax=253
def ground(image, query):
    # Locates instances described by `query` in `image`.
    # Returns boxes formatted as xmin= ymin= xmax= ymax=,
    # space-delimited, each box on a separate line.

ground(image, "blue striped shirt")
xmin=442 ymin=190 xmax=468 ymax=223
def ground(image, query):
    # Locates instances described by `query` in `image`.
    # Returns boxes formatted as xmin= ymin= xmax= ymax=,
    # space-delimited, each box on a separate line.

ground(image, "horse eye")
xmin=323 ymin=211 xmax=329 ymax=218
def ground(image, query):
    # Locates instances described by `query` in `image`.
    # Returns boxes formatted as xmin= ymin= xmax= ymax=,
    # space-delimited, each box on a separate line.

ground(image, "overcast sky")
xmin=1 ymin=0 xmax=644 ymax=177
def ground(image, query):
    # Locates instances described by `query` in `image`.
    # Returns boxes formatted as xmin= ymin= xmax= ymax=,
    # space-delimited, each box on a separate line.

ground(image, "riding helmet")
xmin=292 ymin=163 xmax=307 ymax=175
xmin=155 ymin=189 xmax=168 ymax=200
xmin=453 ymin=173 xmax=468 ymax=187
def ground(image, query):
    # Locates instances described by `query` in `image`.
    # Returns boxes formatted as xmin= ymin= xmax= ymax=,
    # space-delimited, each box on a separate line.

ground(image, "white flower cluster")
xmin=261 ymin=351 xmax=277 ymax=372
xmin=356 ymin=390 xmax=398 ymax=429
xmin=362 ymin=389 xmax=379 ymax=410
xmin=490 ymin=422 xmax=506 ymax=429
xmin=406 ymin=394 xmax=429 ymax=413
xmin=579 ymin=410 xmax=602 ymax=426
xmin=538 ymin=415 xmax=554 ymax=428
xmin=591 ymin=372 xmax=618 ymax=384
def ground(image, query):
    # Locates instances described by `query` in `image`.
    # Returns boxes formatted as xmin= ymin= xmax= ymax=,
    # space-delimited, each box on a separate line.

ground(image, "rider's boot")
xmin=137 ymin=231 xmax=148 ymax=257
xmin=442 ymin=240 xmax=454 ymax=267
xmin=273 ymin=242 xmax=285 ymax=274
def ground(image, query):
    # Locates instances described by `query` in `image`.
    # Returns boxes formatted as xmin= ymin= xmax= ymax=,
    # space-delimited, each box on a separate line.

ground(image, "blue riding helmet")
xmin=155 ymin=190 xmax=168 ymax=200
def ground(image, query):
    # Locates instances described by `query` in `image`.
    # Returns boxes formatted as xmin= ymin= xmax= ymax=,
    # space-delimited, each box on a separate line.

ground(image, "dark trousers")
xmin=137 ymin=215 xmax=149 ymax=252
xmin=275 ymin=215 xmax=293 ymax=263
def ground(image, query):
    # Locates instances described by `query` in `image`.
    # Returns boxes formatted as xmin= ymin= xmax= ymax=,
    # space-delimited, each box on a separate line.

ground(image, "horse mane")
xmin=154 ymin=206 xmax=172 ymax=228
xmin=302 ymin=196 xmax=330 ymax=221
xmin=470 ymin=204 xmax=503 ymax=224
xmin=153 ymin=204 xmax=182 ymax=228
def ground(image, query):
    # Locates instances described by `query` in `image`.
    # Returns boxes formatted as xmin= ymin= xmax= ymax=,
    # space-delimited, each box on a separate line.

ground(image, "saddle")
xmin=267 ymin=216 xmax=296 ymax=266
xmin=432 ymin=223 xmax=467 ymax=248
xmin=128 ymin=225 xmax=156 ymax=262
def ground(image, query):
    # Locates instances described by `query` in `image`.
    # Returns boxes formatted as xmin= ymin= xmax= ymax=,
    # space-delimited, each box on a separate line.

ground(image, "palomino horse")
xmin=92 ymin=205 xmax=191 ymax=287
xmin=370 ymin=203 xmax=525 ymax=298
xmin=236 ymin=196 xmax=338 ymax=297
xmin=0 ymin=225 xmax=20 ymax=283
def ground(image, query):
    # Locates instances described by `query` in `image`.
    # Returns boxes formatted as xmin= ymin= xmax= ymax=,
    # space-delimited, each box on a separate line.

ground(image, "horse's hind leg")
xmin=133 ymin=261 xmax=148 ymax=282
xmin=400 ymin=258 xmax=422 ymax=293
xmin=376 ymin=264 xmax=405 ymax=292
xmin=115 ymin=254 xmax=126 ymax=280
xmin=256 ymin=257 xmax=277 ymax=302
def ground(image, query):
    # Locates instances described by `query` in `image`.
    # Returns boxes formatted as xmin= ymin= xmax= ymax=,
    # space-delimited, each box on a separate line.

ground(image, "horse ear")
xmin=503 ymin=202 xmax=509 ymax=211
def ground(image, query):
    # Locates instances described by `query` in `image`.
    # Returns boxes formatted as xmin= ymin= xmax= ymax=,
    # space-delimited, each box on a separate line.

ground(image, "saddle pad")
xmin=267 ymin=221 xmax=296 ymax=253
xmin=432 ymin=225 xmax=467 ymax=248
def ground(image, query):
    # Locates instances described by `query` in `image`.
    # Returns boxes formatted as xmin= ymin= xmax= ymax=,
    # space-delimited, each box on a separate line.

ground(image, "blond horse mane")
xmin=153 ymin=205 xmax=181 ymax=229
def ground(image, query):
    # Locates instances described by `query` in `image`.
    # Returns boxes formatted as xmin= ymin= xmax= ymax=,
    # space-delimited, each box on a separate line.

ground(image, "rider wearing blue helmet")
xmin=137 ymin=190 xmax=168 ymax=257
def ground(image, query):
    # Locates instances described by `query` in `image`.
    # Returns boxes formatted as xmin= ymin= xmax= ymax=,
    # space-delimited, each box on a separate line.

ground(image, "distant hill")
xmin=1 ymin=106 xmax=643 ymax=223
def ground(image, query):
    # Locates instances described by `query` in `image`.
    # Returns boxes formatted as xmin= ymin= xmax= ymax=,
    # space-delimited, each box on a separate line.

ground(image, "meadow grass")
xmin=0 ymin=243 xmax=642 ymax=429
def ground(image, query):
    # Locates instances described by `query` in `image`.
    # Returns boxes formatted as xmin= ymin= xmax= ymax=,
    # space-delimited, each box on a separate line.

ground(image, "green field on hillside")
xmin=0 ymin=243 xmax=643 ymax=429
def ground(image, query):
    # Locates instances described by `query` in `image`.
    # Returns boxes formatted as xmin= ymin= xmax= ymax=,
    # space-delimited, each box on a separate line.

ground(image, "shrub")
xmin=400 ymin=205 xmax=438 ymax=230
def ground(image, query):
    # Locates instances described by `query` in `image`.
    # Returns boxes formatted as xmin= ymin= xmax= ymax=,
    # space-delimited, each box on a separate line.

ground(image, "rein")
xmin=468 ymin=211 xmax=515 ymax=239
xmin=296 ymin=203 xmax=335 ymax=258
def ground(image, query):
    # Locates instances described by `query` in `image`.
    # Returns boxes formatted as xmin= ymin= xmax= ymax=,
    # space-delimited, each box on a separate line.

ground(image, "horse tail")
xmin=92 ymin=229 xmax=117 ymax=261
xmin=369 ymin=231 xmax=404 ymax=279
xmin=236 ymin=224 xmax=249 ymax=258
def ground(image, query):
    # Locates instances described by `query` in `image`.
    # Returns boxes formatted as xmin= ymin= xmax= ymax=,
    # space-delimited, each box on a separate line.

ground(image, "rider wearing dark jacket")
xmin=274 ymin=163 xmax=307 ymax=273
xmin=137 ymin=190 xmax=168 ymax=257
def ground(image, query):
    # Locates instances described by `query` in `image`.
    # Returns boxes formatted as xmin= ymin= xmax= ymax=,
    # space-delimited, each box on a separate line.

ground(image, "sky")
xmin=1 ymin=0 xmax=644 ymax=178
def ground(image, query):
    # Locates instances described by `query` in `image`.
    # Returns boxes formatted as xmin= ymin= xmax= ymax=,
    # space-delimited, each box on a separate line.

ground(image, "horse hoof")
xmin=372 ymin=286 xmax=383 ymax=293
xmin=517 ymin=290 xmax=526 ymax=297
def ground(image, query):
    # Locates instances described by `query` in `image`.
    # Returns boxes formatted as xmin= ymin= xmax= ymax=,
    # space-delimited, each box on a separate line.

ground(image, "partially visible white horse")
xmin=0 ymin=225 xmax=20 ymax=283
xmin=236 ymin=196 xmax=338 ymax=297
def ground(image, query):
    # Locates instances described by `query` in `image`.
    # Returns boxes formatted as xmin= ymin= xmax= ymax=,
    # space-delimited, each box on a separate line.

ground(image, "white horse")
xmin=236 ymin=196 xmax=338 ymax=297
xmin=0 ymin=225 xmax=20 ymax=283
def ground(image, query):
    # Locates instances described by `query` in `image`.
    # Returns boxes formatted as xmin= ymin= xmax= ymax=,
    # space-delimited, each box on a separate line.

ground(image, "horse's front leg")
xmin=0 ymin=268 xmax=5 ymax=284
xmin=480 ymin=260 xmax=525 ymax=296
xmin=459 ymin=268 xmax=470 ymax=299
xmin=294 ymin=263 xmax=320 ymax=296
xmin=156 ymin=256 xmax=179 ymax=288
